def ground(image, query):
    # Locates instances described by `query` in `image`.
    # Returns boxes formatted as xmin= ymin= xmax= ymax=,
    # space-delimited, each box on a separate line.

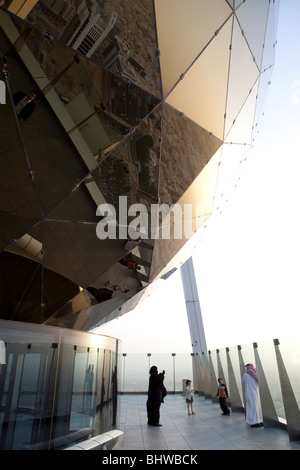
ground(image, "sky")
xmin=94 ymin=0 xmax=300 ymax=354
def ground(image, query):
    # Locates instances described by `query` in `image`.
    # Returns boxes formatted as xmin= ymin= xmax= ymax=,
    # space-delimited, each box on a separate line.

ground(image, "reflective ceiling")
xmin=0 ymin=0 xmax=279 ymax=329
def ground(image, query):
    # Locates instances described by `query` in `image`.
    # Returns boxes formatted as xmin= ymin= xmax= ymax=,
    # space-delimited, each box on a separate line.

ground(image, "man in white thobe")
xmin=241 ymin=363 xmax=263 ymax=427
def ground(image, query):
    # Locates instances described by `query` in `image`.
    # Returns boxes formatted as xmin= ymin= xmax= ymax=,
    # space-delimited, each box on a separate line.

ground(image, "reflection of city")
xmin=0 ymin=9 xmax=158 ymax=322
xmin=24 ymin=0 xmax=160 ymax=95
xmin=84 ymin=364 xmax=94 ymax=414
xmin=17 ymin=16 xmax=161 ymax=210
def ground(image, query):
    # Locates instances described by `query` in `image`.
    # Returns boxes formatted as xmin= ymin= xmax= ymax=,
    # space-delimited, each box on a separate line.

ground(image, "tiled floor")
xmin=114 ymin=393 xmax=300 ymax=451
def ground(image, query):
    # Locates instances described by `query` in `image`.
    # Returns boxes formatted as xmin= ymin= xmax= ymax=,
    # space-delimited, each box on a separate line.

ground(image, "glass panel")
xmin=166 ymin=17 xmax=232 ymax=140
xmin=227 ymin=346 xmax=244 ymax=399
xmin=213 ymin=143 xmax=250 ymax=204
xmin=0 ymin=223 xmax=76 ymax=325
xmin=235 ymin=0 xmax=245 ymax=9
xmin=0 ymin=12 xmax=158 ymax=327
xmin=72 ymin=346 xmax=98 ymax=431
xmin=155 ymin=353 xmax=180 ymax=393
xmin=176 ymin=353 xmax=193 ymax=392
xmin=256 ymin=339 xmax=283 ymax=420
xmin=277 ymin=337 xmax=300 ymax=411
xmin=225 ymin=79 xmax=259 ymax=144
xmin=155 ymin=0 xmax=232 ymax=97
xmin=18 ymin=350 xmax=42 ymax=409
xmin=0 ymin=340 xmax=58 ymax=450
xmin=150 ymin=145 xmax=221 ymax=279
xmin=0 ymin=214 xmax=40 ymax=256
xmin=224 ymin=17 xmax=259 ymax=139
xmin=209 ymin=349 xmax=218 ymax=380
xmin=226 ymin=0 xmax=234 ymax=9
xmin=235 ymin=0 xmax=270 ymax=69
xmin=160 ymin=104 xmax=222 ymax=206
xmin=21 ymin=0 xmax=160 ymax=97
xmin=218 ymin=348 xmax=229 ymax=385
xmin=0 ymin=31 xmax=44 ymax=233
xmin=121 ymin=353 xmax=193 ymax=393
xmin=42 ymin=220 xmax=139 ymax=303
xmin=121 ymin=353 xmax=149 ymax=393
xmin=253 ymin=67 xmax=274 ymax=141
xmin=0 ymin=320 xmax=120 ymax=450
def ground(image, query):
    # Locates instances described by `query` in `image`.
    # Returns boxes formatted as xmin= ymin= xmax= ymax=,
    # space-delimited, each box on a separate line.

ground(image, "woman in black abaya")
xmin=146 ymin=365 xmax=166 ymax=426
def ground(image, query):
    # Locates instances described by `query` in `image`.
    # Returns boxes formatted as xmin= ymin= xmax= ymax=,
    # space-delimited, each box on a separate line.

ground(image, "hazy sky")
xmin=95 ymin=0 xmax=300 ymax=354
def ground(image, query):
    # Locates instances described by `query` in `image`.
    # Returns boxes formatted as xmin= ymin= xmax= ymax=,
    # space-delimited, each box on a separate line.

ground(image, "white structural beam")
xmin=180 ymin=257 xmax=207 ymax=354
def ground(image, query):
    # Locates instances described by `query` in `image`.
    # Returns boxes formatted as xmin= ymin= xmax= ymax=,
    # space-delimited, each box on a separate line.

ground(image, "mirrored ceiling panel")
xmin=223 ymin=17 xmax=259 ymax=139
xmin=0 ymin=213 xmax=40 ymax=252
xmin=235 ymin=0 xmax=270 ymax=70
xmin=261 ymin=0 xmax=278 ymax=72
xmin=159 ymin=103 xmax=222 ymax=206
xmin=235 ymin=0 xmax=245 ymax=9
xmin=150 ymin=146 xmax=222 ymax=282
xmin=47 ymin=102 xmax=162 ymax=227
xmin=165 ymin=17 xmax=232 ymax=140
xmin=99 ymin=105 xmax=162 ymax=210
xmin=226 ymin=0 xmax=234 ymax=9
xmin=225 ymin=79 xmax=259 ymax=144
xmin=21 ymin=0 xmax=161 ymax=97
xmin=0 ymin=1 xmax=280 ymax=327
xmin=43 ymin=219 xmax=126 ymax=287
xmin=155 ymin=0 xmax=232 ymax=98
xmin=213 ymin=143 xmax=249 ymax=205
xmin=0 ymin=249 xmax=80 ymax=324
xmin=10 ymin=16 xmax=160 ymax=150
xmin=252 ymin=68 xmax=274 ymax=142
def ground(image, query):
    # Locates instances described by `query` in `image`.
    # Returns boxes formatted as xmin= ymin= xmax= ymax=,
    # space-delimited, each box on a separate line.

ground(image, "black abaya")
xmin=147 ymin=368 xmax=165 ymax=425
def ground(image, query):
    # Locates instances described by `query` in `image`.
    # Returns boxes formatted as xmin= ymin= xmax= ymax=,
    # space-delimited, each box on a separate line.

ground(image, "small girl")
xmin=185 ymin=380 xmax=195 ymax=415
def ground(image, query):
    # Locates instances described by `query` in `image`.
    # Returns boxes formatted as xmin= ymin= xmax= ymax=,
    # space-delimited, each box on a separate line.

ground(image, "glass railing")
xmin=120 ymin=336 xmax=300 ymax=441
xmin=0 ymin=320 xmax=121 ymax=450
xmin=120 ymin=352 xmax=193 ymax=394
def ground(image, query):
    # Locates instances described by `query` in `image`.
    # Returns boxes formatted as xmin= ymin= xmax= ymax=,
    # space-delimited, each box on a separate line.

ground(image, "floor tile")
xmin=113 ymin=394 xmax=298 ymax=451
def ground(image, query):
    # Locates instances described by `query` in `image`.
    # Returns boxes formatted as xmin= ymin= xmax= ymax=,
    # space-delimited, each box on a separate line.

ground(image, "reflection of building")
xmin=102 ymin=36 xmax=139 ymax=84
xmin=68 ymin=7 xmax=117 ymax=58
xmin=37 ymin=0 xmax=76 ymax=25
xmin=60 ymin=0 xmax=90 ymax=43
xmin=92 ymin=157 xmax=135 ymax=209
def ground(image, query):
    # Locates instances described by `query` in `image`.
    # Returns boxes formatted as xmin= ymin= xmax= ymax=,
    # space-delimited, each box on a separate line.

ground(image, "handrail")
xmin=64 ymin=430 xmax=123 ymax=450
xmin=192 ymin=339 xmax=300 ymax=441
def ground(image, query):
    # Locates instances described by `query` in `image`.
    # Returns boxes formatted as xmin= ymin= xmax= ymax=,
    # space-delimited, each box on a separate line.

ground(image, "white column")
xmin=180 ymin=257 xmax=207 ymax=354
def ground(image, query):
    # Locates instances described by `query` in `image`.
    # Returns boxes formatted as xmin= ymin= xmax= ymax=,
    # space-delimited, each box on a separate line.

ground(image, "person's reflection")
xmin=13 ymin=91 xmax=37 ymax=120
xmin=112 ymin=367 xmax=117 ymax=425
xmin=100 ymin=377 xmax=105 ymax=409
xmin=84 ymin=364 xmax=94 ymax=414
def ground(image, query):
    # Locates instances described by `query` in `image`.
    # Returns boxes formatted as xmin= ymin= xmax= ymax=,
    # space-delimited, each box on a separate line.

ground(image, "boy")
xmin=216 ymin=378 xmax=230 ymax=415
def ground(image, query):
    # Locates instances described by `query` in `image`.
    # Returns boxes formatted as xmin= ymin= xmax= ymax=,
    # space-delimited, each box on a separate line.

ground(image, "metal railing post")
xmin=253 ymin=342 xmax=280 ymax=428
xmin=201 ymin=351 xmax=211 ymax=399
xmin=208 ymin=351 xmax=218 ymax=403
xmin=195 ymin=353 xmax=205 ymax=396
xmin=237 ymin=345 xmax=246 ymax=411
xmin=226 ymin=347 xmax=243 ymax=412
xmin=274 ymin=339 xmax=300 ymax=440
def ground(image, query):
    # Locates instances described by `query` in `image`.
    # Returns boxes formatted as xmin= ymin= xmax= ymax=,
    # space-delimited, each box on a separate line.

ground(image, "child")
xmin=185 ymin=380 xmax=195 ymax=415
xmin=216 ymin=378 xmax=230 ymax=415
